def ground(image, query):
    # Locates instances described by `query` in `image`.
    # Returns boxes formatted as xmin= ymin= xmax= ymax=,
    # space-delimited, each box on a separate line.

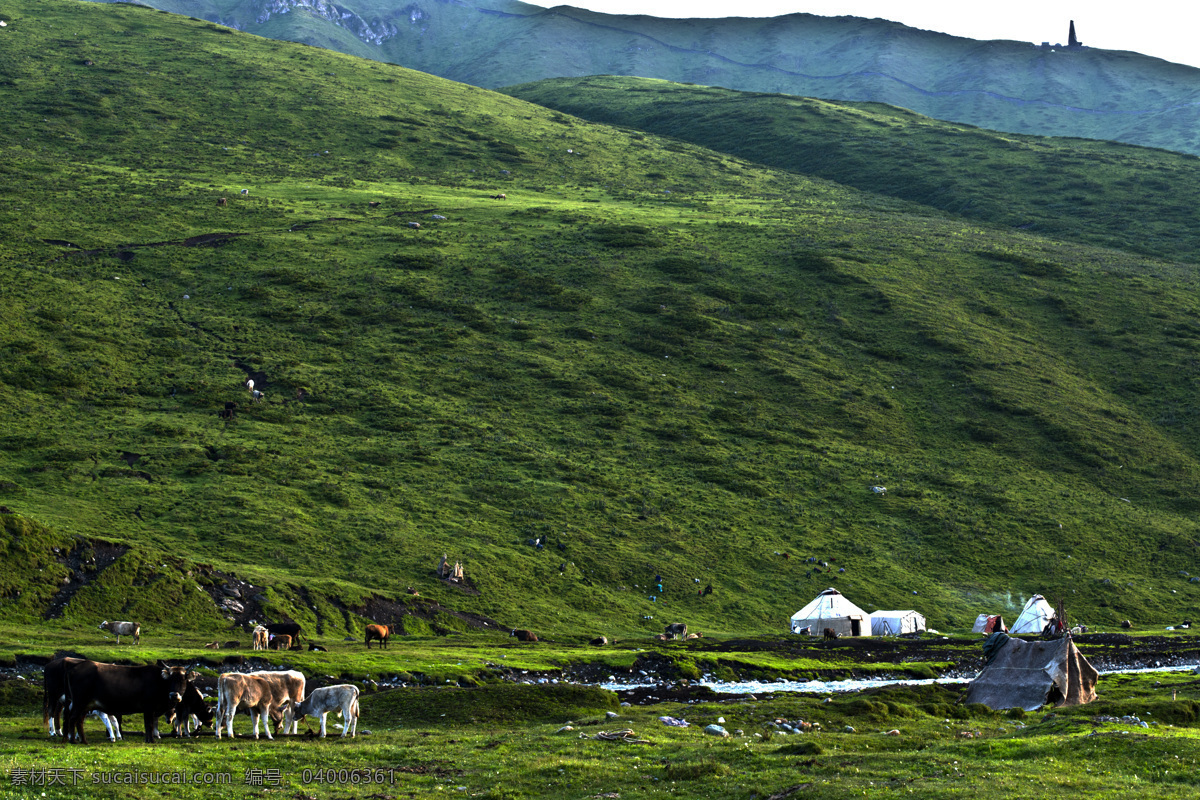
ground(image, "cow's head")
xmin=160 ymin=666 xmax=198 ymax=703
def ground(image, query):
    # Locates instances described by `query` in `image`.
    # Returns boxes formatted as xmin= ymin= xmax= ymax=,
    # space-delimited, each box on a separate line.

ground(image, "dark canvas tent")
xmin=964 ymin=634 xmax=1098 ymax=711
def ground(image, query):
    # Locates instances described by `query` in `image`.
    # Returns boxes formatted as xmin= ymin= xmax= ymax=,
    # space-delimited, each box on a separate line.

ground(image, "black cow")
xmin=43 ymin=657 xmax=81 ymax=740
xmin=264 ymin=621 xmax=303 ymax=646
xmin=168 ymin=683 xmax=214 ymax=737
xmin=63 ymin=660 xmax=197 ymax=743
xmin=45 ymin=657 xmax=124 ymax=743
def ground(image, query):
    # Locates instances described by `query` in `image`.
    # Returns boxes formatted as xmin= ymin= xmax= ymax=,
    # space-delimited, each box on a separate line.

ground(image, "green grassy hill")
xmin=504 ymin=76 xmax=1200 ymax=263
xmin=88 ymin=0 xmax=1200 ymax=156
xmin=5 ymin=0 xmax=1200 ymax=642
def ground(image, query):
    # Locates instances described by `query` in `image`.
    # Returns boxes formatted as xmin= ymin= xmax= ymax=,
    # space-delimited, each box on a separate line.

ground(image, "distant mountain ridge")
xmin=92 ymin=0 xmax=1200 ymax=154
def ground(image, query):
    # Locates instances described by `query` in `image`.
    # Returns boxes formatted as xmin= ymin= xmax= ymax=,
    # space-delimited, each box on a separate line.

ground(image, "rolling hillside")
xmin=86 ymin=0 xmax=1200 ymax=156
xmin=5 ymin=0 xmax=1200 ymax=641
xmin=504 ymin=76 xmax=1200 ymax=264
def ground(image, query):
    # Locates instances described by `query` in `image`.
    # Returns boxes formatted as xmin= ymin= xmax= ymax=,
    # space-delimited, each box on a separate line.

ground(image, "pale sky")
xmin=528 ymin=1 xmax=1200 ymax=70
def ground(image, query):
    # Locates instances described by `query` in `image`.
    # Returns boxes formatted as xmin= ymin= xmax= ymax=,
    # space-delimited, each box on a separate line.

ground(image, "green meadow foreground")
xmin=3 ymin=631 xmax=1200 ymax=799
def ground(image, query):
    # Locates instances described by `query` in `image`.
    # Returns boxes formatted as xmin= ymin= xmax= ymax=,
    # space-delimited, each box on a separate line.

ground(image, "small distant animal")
xmin=685 ymin=633 xmax=703 ymax=640
xmin=823 ymin=628 xmax=839 ymax=641
xmin=589 ymin=636 xmax=608 ymax=646
xmin=217 ymin=197 xmax=227 ymax=206
xmin=307 ymin=643 xmax=327 ymax=652
xmin=364 ymin=624 xmax=390 ymax=650
xmin=510 ymin=629 xmax=538 ymax=642
xmin=204 ymin=641 xmax=221 ymax=650
xmin=1121 ymin=620 xmax=1133 ymax=629
xmin=269 ymin=634 xmax=292 ymax=651
xmin=664 ymin=622 xmax=688 ymax=640
xmin=368 ymin=201 xmax=381 ymax=208
xmin=407 ymin=221 xmax=421 ymax=229
xmin=251 ymin=625 xmax=268 ymax=651
xmin=240 ymin=189 xmax=249 ymax=196
xmin=491 ymin=193 xmax=507 ymax=200
xmin=99 ymin=620 xmax=140 ymax=645
xmin=264 ymin=621 xmax=303 ymax=645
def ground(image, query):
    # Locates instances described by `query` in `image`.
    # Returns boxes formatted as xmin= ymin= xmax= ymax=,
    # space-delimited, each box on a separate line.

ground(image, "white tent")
xmin=1010 ymin=595 xmax=1055 ymax=635
xmin=871 ymin=610 xmax=925 ymax=636
xmin=790 ymin=588 xmax=872 ymax=637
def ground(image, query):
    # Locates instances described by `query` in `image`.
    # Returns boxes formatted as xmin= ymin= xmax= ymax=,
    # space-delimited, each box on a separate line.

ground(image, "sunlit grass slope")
xmin=505 ymin=76 xmax=1200 ymax=263
xmin=5 ymin=0 xmax=1200 ymax=639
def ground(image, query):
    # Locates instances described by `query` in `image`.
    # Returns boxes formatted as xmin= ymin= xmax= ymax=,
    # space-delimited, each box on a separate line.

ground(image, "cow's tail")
xmin=214 ymin=680 xmax=225 ymax=738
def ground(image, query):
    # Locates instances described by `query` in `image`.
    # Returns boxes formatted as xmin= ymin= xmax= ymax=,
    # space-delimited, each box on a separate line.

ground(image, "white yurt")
xmin=1009 ymin=595 xmax=1056 ymax=635
xmin=790 ymin=587 xmax=872 ymax=637
xmin=870 ymin=610 xmax=926 ymax=636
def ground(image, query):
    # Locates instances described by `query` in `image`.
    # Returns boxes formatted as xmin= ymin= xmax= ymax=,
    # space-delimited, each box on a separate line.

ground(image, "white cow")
xmin=99 ymin=620 xmax=140 ymax=644
xmin=292 ymin=684 xmax=359 ymax=738
xmin=251 ymin=625 xmax=268 ymax=650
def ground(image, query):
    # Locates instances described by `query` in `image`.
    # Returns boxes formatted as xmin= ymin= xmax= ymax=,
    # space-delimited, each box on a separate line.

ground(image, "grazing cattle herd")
xmin=44 ymin=655 xmax=357 ymax=744
xmin=38 ymin=614 xmax=686 ymax=744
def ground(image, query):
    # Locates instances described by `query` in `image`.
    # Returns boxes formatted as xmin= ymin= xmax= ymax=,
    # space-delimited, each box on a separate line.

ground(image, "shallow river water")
xmin=596 ymin=662 xmax=1200 ymax=695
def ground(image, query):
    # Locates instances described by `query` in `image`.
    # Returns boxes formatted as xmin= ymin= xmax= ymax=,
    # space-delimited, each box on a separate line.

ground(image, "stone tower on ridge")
xmin=1068 ymin=20 xmax=1082 ymax=48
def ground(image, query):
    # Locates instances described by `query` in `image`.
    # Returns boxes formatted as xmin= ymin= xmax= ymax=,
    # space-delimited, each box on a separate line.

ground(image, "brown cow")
xmin=215 ymin=670 xmax=305 ymax=740
xmin=510 ymin=629 xmax=538 ymax=642
xmin=823 ymin=628 xmax=839 ymax=641
xmin=217 ymin=197 xmax=227 ymax=207
xmin=269 ymin=634 xmax=292 ymax=651
xmin=365 ymin=624 xmax=390 ymax=649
